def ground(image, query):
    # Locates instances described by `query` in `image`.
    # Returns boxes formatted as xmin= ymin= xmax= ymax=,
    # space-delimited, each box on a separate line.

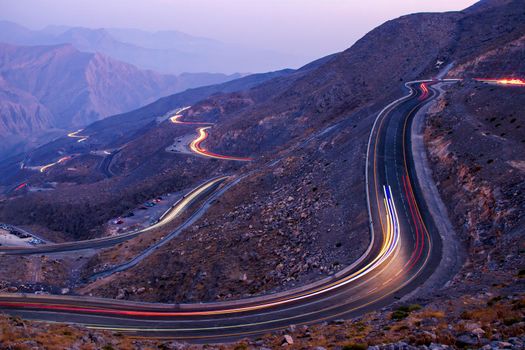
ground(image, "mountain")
xmin=0 ymin=0 xmax=523 ymax=346
xmin=0 ymin=75 xmax=57 ymax=158
xmin=105 ymin=27 xmax=223 ymax=51
xmin=0 ymin=65 xmax=294 ymax=186
xmin=0 ymin=42 xmax=240 ymax=159
xmin=0 ymin=21 xmax=304 ymax=74
xmin=4 ymin=0 xmax=523 ymax=234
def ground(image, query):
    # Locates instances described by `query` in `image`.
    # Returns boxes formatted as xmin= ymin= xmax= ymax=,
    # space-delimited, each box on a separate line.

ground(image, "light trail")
xmin=67 ymin=129 xmax=89 ymax=143
xmin=0 ymin=176 xmax=229 ymax=255
xmin=419 ymin=83 xmax=429 ymax=100
xmin=39 ymin=156 xmax=71 ymax=173
xmin=0 ymin=81 xmax=444 ymax=337
xmin=189 ymin=127 xmax=253 ymax=162
xmin=475 ymin=78 xmax=525 ymax=86
xmin=170 ymin=115 xmax=212 ymax=125
xmin=402 ymin=175 xmax=424 ymax=271
xmin=143 ymin=176 xmax=229 ymax=233
xmin=170 ymin=111 xmax=253 ymax=161
xmin=14 ymin=183 xmax=27 ymax=191
xmin=0 ymin=184 xmax=402 ymax=319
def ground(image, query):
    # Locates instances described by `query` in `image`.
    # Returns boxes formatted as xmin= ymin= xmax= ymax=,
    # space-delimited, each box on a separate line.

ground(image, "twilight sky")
xmin=1 ymin=0 xmax=478 ymax=61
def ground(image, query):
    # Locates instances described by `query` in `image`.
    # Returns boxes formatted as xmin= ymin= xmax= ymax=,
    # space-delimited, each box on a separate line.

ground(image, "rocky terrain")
xmin=422 ymin=81 xmax=525 ymax=312
xmin=72 ymin=0 xmax=525 ymax=304
xmin=0 ymin=291 xmax=523 ymax=349
xmin=79 ymin=123 xmax=371 ymax=302
xmin=0 ymin=0 xmax=523 ymax=301
xmin=0 ymin=0 xmax=523 ymax=348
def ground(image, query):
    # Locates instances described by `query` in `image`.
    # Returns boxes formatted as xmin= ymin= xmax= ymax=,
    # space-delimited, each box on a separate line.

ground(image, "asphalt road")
xmin=0 ymin=80 xmax=454 ymax=341
xmin=98 ymin=149 xmax=120 ymax=178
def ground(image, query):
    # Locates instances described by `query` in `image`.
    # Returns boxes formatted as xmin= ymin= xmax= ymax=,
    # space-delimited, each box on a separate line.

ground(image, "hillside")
xmin=0 ymin=0 xmax=523 ymax=347
xmin=0 ymin=42 xmax=239 ymax=159
xmin=73 ymin=0 xmax=525 ymax=304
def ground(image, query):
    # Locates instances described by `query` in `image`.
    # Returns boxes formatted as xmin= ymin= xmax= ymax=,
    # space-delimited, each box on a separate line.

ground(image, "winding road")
xmin=0 ymin=80 xmax=457 ymax=341
xmin=0 ymin=176 xmax=229 ymax=255
xmin=67 ymin=129 xmax=89 ymax=143
xmin=171 ymin=113 xmax=253 ymax=161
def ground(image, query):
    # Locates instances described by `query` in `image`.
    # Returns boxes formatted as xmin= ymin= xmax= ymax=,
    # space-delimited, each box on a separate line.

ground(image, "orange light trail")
xmin=170 ymin=110 xmax=253 ymax=161
xmin=169 ymin=115 xmax=211 ymax=125
xmin=67 ymin=129 xmax=89 ymax=142
xmin=39 ymin=156 xmax=71 ymax=173
xmin=190 ymin=127 xmax=253 ymax=162
xmin=475 ymin=78 xmax=525 ymax=86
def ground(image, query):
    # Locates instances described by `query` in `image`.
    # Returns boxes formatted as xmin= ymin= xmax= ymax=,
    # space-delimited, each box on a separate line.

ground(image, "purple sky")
xmin=1 ymin=0 xmax=478 ymax=60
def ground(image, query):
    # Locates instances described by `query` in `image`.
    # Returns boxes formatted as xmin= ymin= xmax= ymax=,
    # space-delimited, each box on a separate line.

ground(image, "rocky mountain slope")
xmin=0 ymin=0 xmax=523 ymax=347
xmin=0 ymin=66 xmax=294 ymax=235
xmin=0 ymin=42 xmax=240 ymax=159
xmin=80 ymin=0 xmax=525 ymax=302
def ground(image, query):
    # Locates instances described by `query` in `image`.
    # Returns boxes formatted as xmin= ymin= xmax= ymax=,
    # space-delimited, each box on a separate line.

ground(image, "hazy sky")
xmin=1 ymin=0 xmax=478 ymax=60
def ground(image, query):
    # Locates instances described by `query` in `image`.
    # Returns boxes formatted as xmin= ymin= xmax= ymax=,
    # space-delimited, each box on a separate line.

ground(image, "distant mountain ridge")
xmin=0 ymin=21 xmax=304 ymax=74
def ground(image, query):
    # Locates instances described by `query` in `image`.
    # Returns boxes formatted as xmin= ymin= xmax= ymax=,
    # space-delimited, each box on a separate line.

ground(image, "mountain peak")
xmin=464 ymin=0 xmax=515 ymax=13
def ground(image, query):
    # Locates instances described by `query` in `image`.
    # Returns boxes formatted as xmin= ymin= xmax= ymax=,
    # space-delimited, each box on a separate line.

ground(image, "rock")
xmin=160 ymin=342 xmax=186 ymax=350
xmin=497 ymin=341 xmax=512 ymax=348
xmin=60 ymin=287 xmax=70 ymax=295
xmin=479 ymin=338 xmax=490 ymax=346
xmin=456 ymin=333 xmax=479 ymax=347
xmin=21 ymin=340 xmax=39 ymax=348
xmin=472 ymin=327 xmax=485 ymax=337
xmin=508 ymin=337 xmax=523 ymax=347
xmin=464 ymin=322 xmax=482 ymax=331
xmin=136 ymin=287 xmax=146 ymax=294
xmin=115 ymin=288 xmax=126 ymax=300
xmin=330 ymin=319 xmax=345 ymax=325
xmin=283 ymin=334 xmax=294 ymax=345
xmin=88 ymin=332 xmax=106 ymax=345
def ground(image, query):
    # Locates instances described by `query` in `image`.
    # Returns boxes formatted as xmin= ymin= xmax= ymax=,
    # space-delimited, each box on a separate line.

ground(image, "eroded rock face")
xmin=424 ymin=77 xmax=525 ymax=293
